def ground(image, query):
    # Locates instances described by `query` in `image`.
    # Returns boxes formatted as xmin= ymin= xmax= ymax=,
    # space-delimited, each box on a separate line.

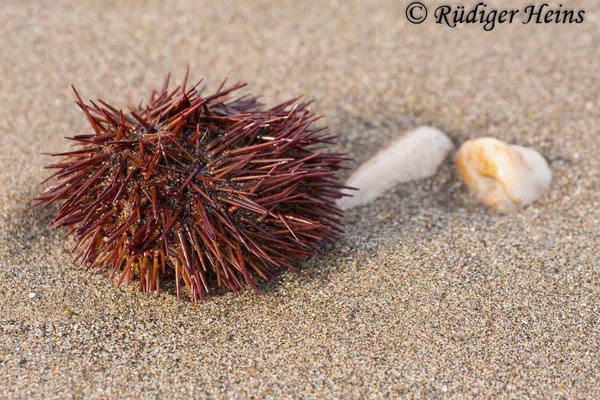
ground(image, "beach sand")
xmin=1 ymin=0 xmax=598 ymax=398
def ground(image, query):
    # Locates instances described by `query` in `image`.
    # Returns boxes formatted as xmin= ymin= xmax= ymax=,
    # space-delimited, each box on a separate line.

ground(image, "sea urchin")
xmin=33 ymin=74 xmax=349 ymax=302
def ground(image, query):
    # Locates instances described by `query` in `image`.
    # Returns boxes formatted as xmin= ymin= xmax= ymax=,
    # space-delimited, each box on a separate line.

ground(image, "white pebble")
xmin=455 ymin=137 xmax=552 ymax=212
xmin=28 ymin=292 xmax=36 ymax=298
xmin=338 ymin=126 xmax=454 ymax=209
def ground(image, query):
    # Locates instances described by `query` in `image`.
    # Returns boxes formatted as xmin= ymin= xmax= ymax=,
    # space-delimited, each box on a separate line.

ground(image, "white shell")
xmin=338 ymin=127 xmax=454 ymax=210
xmin=455 ymin=137 xmax=552 ymax=212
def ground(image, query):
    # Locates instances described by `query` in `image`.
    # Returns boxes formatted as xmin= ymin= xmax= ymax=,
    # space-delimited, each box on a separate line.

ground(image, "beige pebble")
xmin=455 ymin=137 xmax=552 ymax=212
xmin=338 ymin=127 xmax=454 ymax=209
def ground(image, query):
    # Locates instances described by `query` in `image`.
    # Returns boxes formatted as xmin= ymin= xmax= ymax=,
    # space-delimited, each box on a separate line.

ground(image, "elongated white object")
xmin=338 ymin=126 xmax=454 ymax=209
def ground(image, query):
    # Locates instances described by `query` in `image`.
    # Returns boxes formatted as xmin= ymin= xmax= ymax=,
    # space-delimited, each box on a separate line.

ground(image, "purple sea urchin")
xmin=33 ymin=74 xmax=349 ymax=302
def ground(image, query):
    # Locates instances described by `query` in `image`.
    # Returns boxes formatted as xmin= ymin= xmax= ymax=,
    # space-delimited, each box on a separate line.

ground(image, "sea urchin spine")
xmin=33 ymin=74 xmax=350 ymax=302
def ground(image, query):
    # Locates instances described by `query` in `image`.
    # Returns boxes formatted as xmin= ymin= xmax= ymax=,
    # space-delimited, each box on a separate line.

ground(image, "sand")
xmin=1 ymin=0 xmax=598 ymax=398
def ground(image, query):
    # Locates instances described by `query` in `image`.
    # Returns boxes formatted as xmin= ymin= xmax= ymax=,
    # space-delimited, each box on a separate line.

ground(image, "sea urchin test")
xmin=33 ymin=75 xmax=349 ymax=302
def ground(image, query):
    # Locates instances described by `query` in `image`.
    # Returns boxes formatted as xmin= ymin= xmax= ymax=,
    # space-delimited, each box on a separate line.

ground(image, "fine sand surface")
xmin=1 ymin=0 xmax=598 ymax=398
